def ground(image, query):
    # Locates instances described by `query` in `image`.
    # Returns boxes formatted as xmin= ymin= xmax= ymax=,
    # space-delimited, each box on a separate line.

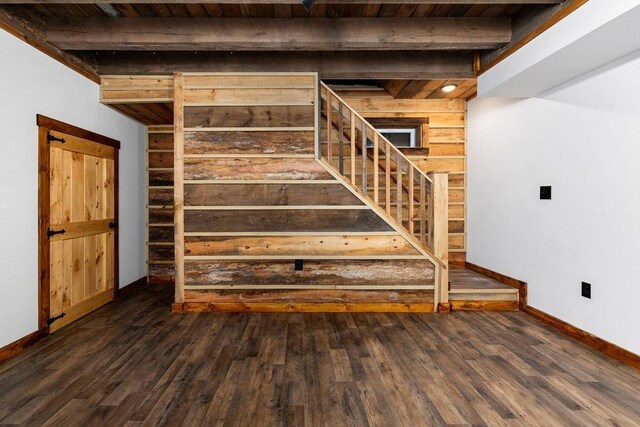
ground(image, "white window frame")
xmin=377 ymin=128 xmax=417 ymax=148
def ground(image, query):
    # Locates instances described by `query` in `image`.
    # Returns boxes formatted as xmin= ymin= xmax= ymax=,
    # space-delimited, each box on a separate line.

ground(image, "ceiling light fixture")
xmin=441 ymin=84 xmax=458 ymax=93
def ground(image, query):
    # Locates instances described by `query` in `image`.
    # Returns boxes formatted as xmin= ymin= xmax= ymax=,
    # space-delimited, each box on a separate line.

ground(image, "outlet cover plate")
xmin=581 ymin=281 xmax=591 ymax=299
xmin=540 ymin=186 xmax=552 ymax=200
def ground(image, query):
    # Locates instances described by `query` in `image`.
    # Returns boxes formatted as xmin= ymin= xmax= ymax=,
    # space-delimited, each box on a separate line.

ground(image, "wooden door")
xmin=38 ymin=115 xmax=120 ymax=332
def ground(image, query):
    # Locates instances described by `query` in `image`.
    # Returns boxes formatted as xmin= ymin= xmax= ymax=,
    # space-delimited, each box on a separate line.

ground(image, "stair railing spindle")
xmin=361 ymin=120 xmax=367 ymax=194
xmin=338 ymin=103 xmax=344 ymax=174
xmin=350 ymin=111 xmax=356 ymax=185
xmin=420 ymin=174 xmax=426 ymax=245
xmin=327 ymin=93 xmax=332 ymax=164
xmin=373 ymin=132 xmax=379 ymax=205
xmin=396 ymin=155 xmax=403 ymax=226
xmin=427 ymin=191 xmax=434 ymax=250
xmin=409 ymin=167 xmax=415 ymax=235
xmin=385 ymin=141 xmax=391 ymax=215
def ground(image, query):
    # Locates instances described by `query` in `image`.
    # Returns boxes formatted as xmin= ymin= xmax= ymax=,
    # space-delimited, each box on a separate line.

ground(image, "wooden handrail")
xmin=319 ymin=81 xmax=449 ymax=308
xmin=321 ymin=82 xmax=433 ymax=185
xmin=318 ymin=83 xmax=444 ymax=248
xmin=319 ymin=83 xmax=443 ymax=242
xmin=319 ymin=106 xmax=423 ymax=203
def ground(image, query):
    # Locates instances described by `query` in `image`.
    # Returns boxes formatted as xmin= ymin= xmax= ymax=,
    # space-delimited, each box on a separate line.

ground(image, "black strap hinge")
xmin=108 ymin=222 xmax=117 ymax=229
xmin=47 ymin=228 xmax=66 ymax=238
xmin=47 ymin=132 xmax=66 ymax=144
xmin=48 ymin=312 xmax=66 ymax=326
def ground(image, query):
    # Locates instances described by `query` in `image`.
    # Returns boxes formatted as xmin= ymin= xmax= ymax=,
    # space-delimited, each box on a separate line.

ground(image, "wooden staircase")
xmin=318 ymin=83 xmax=450 ymax=310
xmin=167 ymin=73 xmax=449 ymax=312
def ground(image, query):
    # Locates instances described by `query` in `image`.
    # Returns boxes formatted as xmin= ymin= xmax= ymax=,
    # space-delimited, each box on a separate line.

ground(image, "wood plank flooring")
xmin=1 ymin=285 xmax=639 ymax=426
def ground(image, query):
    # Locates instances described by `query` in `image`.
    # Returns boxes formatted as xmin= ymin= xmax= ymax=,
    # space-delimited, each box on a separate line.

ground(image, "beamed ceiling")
xmin=0 ymin=1 xmax=581 ymax=101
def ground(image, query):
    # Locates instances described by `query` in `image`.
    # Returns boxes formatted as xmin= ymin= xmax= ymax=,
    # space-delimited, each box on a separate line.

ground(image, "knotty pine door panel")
xmin=47 ymin=132 xmax=116 ymax=331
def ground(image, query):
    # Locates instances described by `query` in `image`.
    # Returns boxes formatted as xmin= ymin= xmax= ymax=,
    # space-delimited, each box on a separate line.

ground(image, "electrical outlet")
xmin=581 ymin=282 xmax=591 ymax=299
xmin=294 ymin=259 xmax=303 ymax=271
xmin=540 ymin=186 xmax=552 ymax=200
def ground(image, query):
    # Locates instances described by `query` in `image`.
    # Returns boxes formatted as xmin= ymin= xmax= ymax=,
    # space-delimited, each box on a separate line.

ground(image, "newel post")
xmin=173 ymin=72 xmax=185 ymax=306
xmin=429 ymin=171 xmax=449 ymax=312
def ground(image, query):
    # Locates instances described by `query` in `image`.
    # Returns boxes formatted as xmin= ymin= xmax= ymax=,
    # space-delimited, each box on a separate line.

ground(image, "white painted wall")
xmin=468 ymin=53 xmax=640 ymax=355
xmin=479 ymin=0 xmax=640 ymax=97
xmin=0 ymin=30 xmax=146 ymax=348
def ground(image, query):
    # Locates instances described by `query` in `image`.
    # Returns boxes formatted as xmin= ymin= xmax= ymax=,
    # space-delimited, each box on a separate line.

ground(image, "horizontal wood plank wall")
xmin=101 ymin=75 xmax=173 ymax=104
xmin=147 ymin=125 xmax=175 ymax=284
xmin=170 ymin=73 xmax=434 ymax=309
xmin=338 ymin=96 xmax=467 ymax=267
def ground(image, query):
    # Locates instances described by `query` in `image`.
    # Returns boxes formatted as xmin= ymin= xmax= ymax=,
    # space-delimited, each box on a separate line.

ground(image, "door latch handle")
xmin=47 ymin=228 xmax=66 ymax=238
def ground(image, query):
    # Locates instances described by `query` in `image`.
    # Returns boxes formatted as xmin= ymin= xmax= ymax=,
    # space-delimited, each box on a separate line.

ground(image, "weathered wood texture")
xmin=184 ymin=288 xmax=433 ymax=304
xmin=184 ymin=158 xmax=332 ymax=181
xmin=96 ymin=51 xmax=475 ymax=80
xmin=46 ymin=17 xmax=512 ymax=51
xmin=185 ymin=235 xmax=420 ymax=256
xmin=148 ymin=170 xmax=173 ymax=186
xmin=148 ymin=226 xmax=173 ymax=242
xmin=184 ymin=130 xmax=314 ymax=154
xmin=147 ymin=131 xmax=173 ymax=149
xmin=168 ymin=74 xmax=436 ymax=303
xmin=343 ymin=97 xmax=467 ymax=266
xmin=184 ymin=260 xmax=434 ymax=288
xmin=101 ymin=75 xmax=172 ymax=104
xmin=173 ymin=72 xmax=186 ymax=303
xmin=183 ymin=87 xmax=315 ymax=105
xmin=2 ymin=1 xmax=566 ymax=4
xmin=148 ymin=244 xmax=174 ymax=262
xmin=146 ymin=128 xmax=174 ymax=283
xmin=2 ymin=285 xmax=640 ymax=425
xmin=148 ymin=208 xmax=173 ymax=224
xmin=184 ymin=105 xmax=314 ymax=128
xmin=183 ymin=183 xmax=361 ymax=206
xmin=147 ymin=263 xmax=175 ymax=284
xmin=148 ymin=188 xmax=173 ymax=206
xmin=148 ymin=151 xmax=173 ymax=168
xmin=184 ymin=209 xmax=393 ymax=233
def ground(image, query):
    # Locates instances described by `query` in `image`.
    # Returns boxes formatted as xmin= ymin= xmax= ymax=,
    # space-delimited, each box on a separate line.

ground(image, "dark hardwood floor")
xmin=1 ymin=285 xmax=639 ymax=426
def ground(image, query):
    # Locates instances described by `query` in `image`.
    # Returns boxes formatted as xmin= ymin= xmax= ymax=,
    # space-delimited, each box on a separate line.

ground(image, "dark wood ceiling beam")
xmin=0 ymin=1 xmax=565 ymax=4
xmin=46 ymin=17 xmax=511 ymax=51
xmin=93 ymin=51 xmax=475 ymax=79
xmin=0 ymin=6 xmax=99 ymax=82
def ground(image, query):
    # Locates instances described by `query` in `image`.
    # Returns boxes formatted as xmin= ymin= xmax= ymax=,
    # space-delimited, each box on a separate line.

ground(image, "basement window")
xmin=378 ymin=128 xmax=417 ymax=148
xmin=367 ymin=128 xmax=418 ymax=148
xmin=367 ymin=118 xmax=428 ymax=149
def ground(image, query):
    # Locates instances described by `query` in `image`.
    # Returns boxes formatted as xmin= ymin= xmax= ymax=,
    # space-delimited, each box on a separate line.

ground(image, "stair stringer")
xmin=314 ymin=160 xmax=444 ymax=269
xmin=315 ymin=158 xmax=443 ymax=312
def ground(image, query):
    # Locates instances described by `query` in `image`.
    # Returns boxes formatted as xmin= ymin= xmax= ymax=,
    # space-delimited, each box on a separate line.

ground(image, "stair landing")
xmin=449 ymin=268 xmax=519 ymax=310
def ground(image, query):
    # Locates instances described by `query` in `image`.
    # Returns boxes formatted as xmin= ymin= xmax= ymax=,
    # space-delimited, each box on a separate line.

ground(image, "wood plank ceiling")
xmin=0 ymin=1 xmax=573 ymax=104
xmin=23 ymin=3 xmax=530 ymax=18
